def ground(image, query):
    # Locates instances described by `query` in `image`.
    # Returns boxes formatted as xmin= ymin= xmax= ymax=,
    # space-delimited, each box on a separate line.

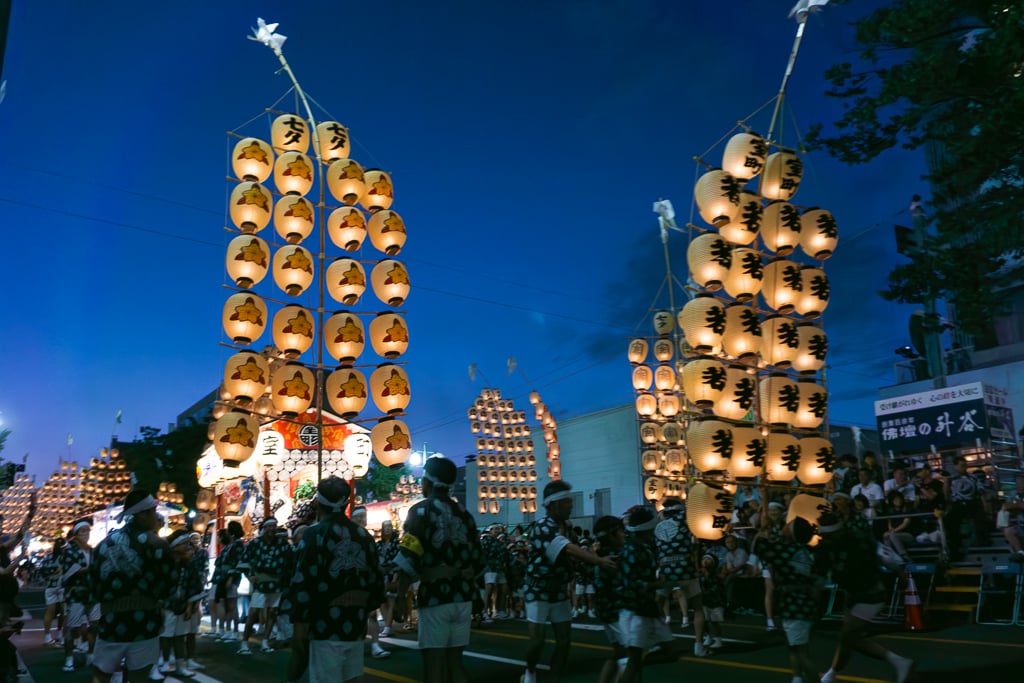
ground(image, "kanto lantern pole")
xmin=767 ymin=1 xmax=829 ymax=144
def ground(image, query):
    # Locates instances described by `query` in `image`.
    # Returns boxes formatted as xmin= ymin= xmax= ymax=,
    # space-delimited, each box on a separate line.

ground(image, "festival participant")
xmin=283 ymin=522 xmax=311 ymax=683
xmin=591 ymin=516 xmax=625 ymax=683
xmin=394 ymin=456 xmax=483 ymax=683
xmin=520 ymin=480 xmax=616 ymax=683
xmin=60 ymin=517 xmax=97 ymax=673
xmin=618 ymin=507 xmax=672 ymax=683
xmin=290 ymin=477 xmax=384 ymax=683
xmin=815 ymin=512 xmax=914 ymax=683
xmin=212 ymin=522 xmax=245 ymax=642
xmin=376 ymin=520 xmax=400 ymax=637
xmin=654 ymin=496 xmax=708 ymax=654
xmin=157 ymin=530 xmax=204 ymax=678
xmin=481 ymin=524 xmax=510 ymax=621
xmin=89 ymin=490 xmax=175 ymax=683
xmin=351 ymin=506 xmax=390 ymax=660
xmin=40 ymin=537 xmax=66 ymax=646
xmin=238 ymin=518 xmax=292 ymax=655
xmin=184 ymin=533 xmax=208 ymax=670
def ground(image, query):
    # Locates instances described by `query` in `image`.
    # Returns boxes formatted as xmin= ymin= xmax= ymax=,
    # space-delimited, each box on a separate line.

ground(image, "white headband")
xmin=71 ymin=521 xmax=91 ymax=535
xmin=317 ymin=491 xmax=346 ymax=511
xmin=662 ymin=504 xmax=684 ymax=513
xmin=117 ymin=495 xmax=157 ymax=522
xmin=170 ymin=534 xmax=193 ymax=548
xmin=626 ymin=518 xmax=659 ymax=532
xmin=543 ymin=489 xmax=573 ymax=506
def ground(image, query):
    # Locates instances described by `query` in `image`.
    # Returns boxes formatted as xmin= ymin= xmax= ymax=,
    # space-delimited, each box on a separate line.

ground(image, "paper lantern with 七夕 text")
xmin=271 ymin=362 xmax=314 ymax=417
xmin=800 ymin=208 xmax=838 ymax=260
xmin=722 ymin=303 xmax=761 ymax=363
xmin=361 ymin=169 xmax=394 ymax=213
xmin=714 ymin=365 xmax=756 ymax=421
xmin=724 ymin=247 xmax=764 ymax=303
xmin=686 ymin=418 xmax=732 ymax=472
xmin=760 ymin=315 xmax=800 ymax=370
xmin=324 ymin=312 xmax=365 ymax=364
xmin=371 ymin=418 xmax=412 ymax=468
xmin=628 ymin=338 xmax=649 ymax=365
xmin=721 ymin=132 xmax=768 ymax=181
xmin=719 ymin=191 xmax=763 ymax=246
xmin=315 ymin=121 xmax=350 ymax=161
xmin=792 ymin=324 xmax=827 ymax=374
xmin=212 ymin=411 xmax=259 ymax=466
xmin=760 ymin=150 xmax=803 ymax=201
xmin=223 ymin=293 xmax=268 ymax=345
xmin=795 ymin=266 xmax=830 ymax=319
xmin=687 ymin=233 xmax=731 ymax=291
xmin=271 ymin=114 xmax=309 ymax=153
xmin=759 ymin=373 xmax=800 ymax=425
xmin=325 ymin=368 xmax=368 ymax=417
xmin=229 ymin=182 xmax=273 ymax=233
xmin=272 ymin=245 xmax=315 ymax=296
xmin=371 ymin=260 xmax=411 ymax=307
xmin=794 ymin=380 xmax=827 ymax=429
xmin=273 ymin=151 xmax=314 ymax=196
xmin=369 ymin=364 xmax=411 ymax=415
xmin=274 ymin=196 xmax=315 ymax=244
xmin=761 ymin=259 xmax=803 ymax=314
xmin=226 ymin=235 xmax=269 ymax=288
xmin=681 ymin=358 xmax=727 ymax=410
xmin=760 ymin=201 xmax=802 ymax=256
xmin=327 ymin=206 xmax=368 ymax=252
xmin=686 ymin=482 xmax=733 ymax=541
xmin=367 ymin=209 xmax=406 ymax=256
xmin=273 ymin=305 xmax=315 ymax=358
xmin=232 ymin=137 xmax=274 ymax=182
xmin=222 ymin=351 xmax=270 ymax=403
xmin=694 ymin=169 xmax=741 ymax=227
xmin=326 ymin=258 xmax=367 ymax=305
xmin=632 ymin=365 xmax=653 ymax=392
xmin=369 ymin=312 xmax=409 ymax=360
xmin=765 ymin=430 xmax=800 ymax=482
xmin=728 ymin=426 xmax=766 ymax=479
xmin=796 ymin=436 xmax=834 ymax=486
xmin=327 ymin=158 xmax=366 ymax=206
xmin=678 ymin=295 xmax=725 ymax=354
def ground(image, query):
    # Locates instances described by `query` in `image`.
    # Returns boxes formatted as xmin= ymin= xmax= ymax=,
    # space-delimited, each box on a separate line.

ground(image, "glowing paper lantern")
xmin=226 ymin=235 xmax=270 ymax=288
xmin=324 ymin=257 xmax=366 ymax=305
xmin=271 ymin=363 xmax=314 ymax=417
xmin=327 ymin=206 xmax=368 ymax=252
xmin=678 ymin=295 xmax=725 ymax=354
xmin=644 ymin=476 xmax=665 ymax=502
xmin=795 ymin=266 xmax=830 ymax=319
xmin=796 ymin=436 xmax=834 ymax=485
xmin=794 ymin=380 xmax=827 ymax=429
xmin=652 ymin=310 xmax=675 ymax=336
xmin=371 ymin=418 xmax=412 ymax=468
xmin=272 ymin=305 xmax=315 ymax=358
xmin=800 ymin=208 xmax=838 ymax=260
xmin=714 ymin=365 xmax=756 ymax=421
xmin=367 ymin=210 xmax=406 ymax=255
xmin=793 ymin=324 xmax=827 ymax=374
xmin=222 ymin=351 xmax=270 ymax=403
xmin=315 ymin=121 xmax=350 ymax=161
xmin=722 ymin=132 xmax=768 ymax=181
xmin=722 ymin=303 xmax=761 ymax=363
xmin=361 ymin=169 xmax=394 ymax=212
xmin=327 ymin=159 xmax=366 ymax=206
xmin=632 ymin=365 xmax=653 ymax=391
xmin=325 ymin=368 xmax=368 ymax=417
xmin=271 ymin=114 xmax=310 ymax=153
xmin=760 ymin=201 xmax=802 ymax=256
xmin=760 ymin=150 xmax=803 ymax=201
xmin=274 ymin=196 xmax=315 ymax=244
xmin=272 ymin=245 xmax=315 ymax=296
xmin=761 ymin=259 xmax=802 ymax=314
xmin=641 ymin=450 xmax=661 ymax=472
xmin=661 ymin=422 xmax=683 ymax=445
xmin=687 ymin=233 xmax=731 ymax=291
xmin=628 ymin=338 xmax=649 ymax=364
xmin=229 ymin=182 xmax=273 ymax=233
xmin=723 ymin=247 xmax=764 ymax=302
xmin=787 ymin=493 xmax=829 ymax=526
xmin=371 ymin=259 xmax=411 ymax=307
xmin=681 ymin=358 xmax=727 ymax=409
xmin=324 ymin=312 xmax=365 ymax=364
xmin=639 ymin=422 xmax=662 ymax=445
xmin=273 ymin=151 xmax=314 ymax=196
xmin=658 ymin=394 xmax=681 ymax=417
xmin=729 ymin=426 xmax=766 ymax=479
xmin=232 ymin=137 xmax=274 ymax=182
xmin=719 ymin=191 xmax=763 ymax=246
xmin=665 ymin=449 xmax=685 ymax=475
xmin=694 ymin=169 xmax=741 ymax=227
xmin=223 ymin=293 xmax=268 ymax=345
xmin=686 ymin=482 xmax=733 ymax=541
xmin=686 ymin=418 xmax=732 ymax=472
xmin=765 ymin=431 xmax=800 ymax=481
xmin=758 ymin=374 xmax=800 ymax=425
xmin=369 ymin=312 xmax=409 ymax=359
xmin=654 ymin=365 xmax=676 ymax=392
xmin=212 ymin=411 xmax=259 ymax=466
xmin=652 ymin=338 xmax=674 ymax=362
xmin=369 ymin=363 xmax=412 ymax=415
xmin=760 ymin=315 xmax=800 ymax=369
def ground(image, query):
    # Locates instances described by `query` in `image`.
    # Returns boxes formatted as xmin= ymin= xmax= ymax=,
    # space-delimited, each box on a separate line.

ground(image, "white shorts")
xmin=309 ymin=639 xmax=364 ymax=683
xmin=525 ymin=600 xmax=572 ymax=625
xmin=783 ymin=618 xmax=812 ymax=646
xmin=574 ymin=584 xmax=595 ymax=596
xmin=703 ymin=606 xmax=725 ymax=623
xmin=617 ymin=609 xmax=673 ymax=650
xmin=658 ymin=578 xmax=701 ymax=600
xmin=162 ymin=611 xmax=191 ymax=638
xmin=45 ymin=587 xmax=64 ymax=605
xmin=848 ymin=602 xmax=885 ymax=622
xmin=483 ymin=572 xmax=507 ymax=585
xmin=418 ymin=601 xmax=472 ymax=649
xmin=66 ymin=602 xmax=100 ymax=629
xmin=92 ymin=637 xmax=160 ymax=674
xmin=251 ymin=591 xmax=282 ymax=610
xmin=603 ymin=622 xmax=626 ymax=647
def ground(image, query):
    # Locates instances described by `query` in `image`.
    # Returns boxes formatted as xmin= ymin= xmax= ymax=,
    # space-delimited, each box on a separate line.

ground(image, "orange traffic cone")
xmin=904 ymin=569 xmax=925 ymax=631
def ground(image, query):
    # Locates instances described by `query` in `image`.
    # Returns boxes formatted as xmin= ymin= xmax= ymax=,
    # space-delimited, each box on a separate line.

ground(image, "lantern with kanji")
xmin=794 ymin=380 xmax=827 ymax=429
xmin=681 ymin=358 xmax=728 ymax=410
xmin=796 ymin=436 xmax=834 ymax=485
xmin=678 ymin=295 xmax=726 ymax=354
xmin=800 ymin=208 xmax=838 ymax=260
xmin=686 ymin=418 xmax=732 ymax=472
xmin=721 ymin=132 xmax=767 ymax=181
xmin=795 ymin=266 xmax=830 ymax=319
xmin=694 ymin=169 xmax=741 ymax=227
xmin=687 ymin=233 xmax=731 ymax=291
xmin=758 ymin=373 xmax=800 ymax=426
xmin=761 ymin=259 xmax=802 ymax=314
xmin=722 ymin=303 xmax=761 ymax=363
xmin=760 ymin=200 xmax=802 ymax=256
xmin=728 ymin=426 xmax=766 ymax=479
xmin=686 ymin=482 xmax=733 ymax=541
xmin=723 ymin=247 xmax=764 ymax=302
xmin=760 ymin=150 xmax=803 ymax=201
xmin=765 ymin=430 xmax=800 ymax=482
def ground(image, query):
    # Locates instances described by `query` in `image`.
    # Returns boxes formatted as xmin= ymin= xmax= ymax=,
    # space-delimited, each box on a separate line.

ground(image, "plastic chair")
xmin=976 ymin=561 xmax=1022 ymax=626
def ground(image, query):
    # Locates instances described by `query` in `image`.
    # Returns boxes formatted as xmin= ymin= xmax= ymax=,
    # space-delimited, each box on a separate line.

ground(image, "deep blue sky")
xmin=0 ymin=1 xmax=924 ymax=482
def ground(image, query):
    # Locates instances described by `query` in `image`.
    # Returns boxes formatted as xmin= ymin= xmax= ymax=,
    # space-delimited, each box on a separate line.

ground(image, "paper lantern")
xmin=760 ymin=150 xmax=803 ymax=201
xmin=272 ymin=305 xmax=315 ymax=358
xmin=792 ymin=324 xmax=827 ymax=374
xmin=661 ymin=422 xmax=683 ymax=445
xmin=686 ymin=482 xmax=733 ymax=541
xmin=271 ymin=114 xmax=309 ymax=153
xmin=632 ymin=365 xmax=653 ymax=391
xmin=765 ymin=431 xmax=800 ymax=481
xmin=196 ymin=488 xmax=217 ymax=511
xmin=369 ymin=364 xmax=412 ymax=415
xmin=324 ymin=312 xmax=365 ymax=364
xmin=324 ymin=258 xmax=367 ymax=305
xmin=272 ymin=245 xmax=315 ymax=296
xmin=371 ymin=418 xmax=412 ymax=468
xmin=719 ymin=191 xmax=763 ymax=246
xmin=681 ymin=358 xmax=727 ymax=409
xmin=714 ymin=365 xmax=756 ymax=421
xmin=796 ymin=436 xmax=834 ymax=485
xmin=694 ymin=169 xmax=741 ymax=227
xmin=652 ymin=338 xmax=674 ymax=362
xmin=226 ymin=235 xmax=270 ymax=288
xmin=529 ymin=391 xmax=541 ymax=405
xmin=367 ymin=209 xmax=406 ymax=255
xmin=687 ymin=233 xmax=731 ymax=291
xmin=658 ymin=394 xmax=681 ymax=417
xmin=327 ymin=206 xmax=368 ymax=252
xmin=795 ymin=266 xmax=830 ymax=319
xmin=274 ymin=196 xmax=315 ymax=244
xmin=728 ymin=426 xmax=766 ymax=479
xmin=722 ymin=303 xmax=761 ymax=363
xmin=192 ymin=513 xmax=211 ymax=533
xmin=758 ymin=373 xmax=800 ymax=425
xmin=213 ymin=411 xmax=259 ymax=466
xmin=232 ymin=137 xmax=274 ymax=182
xmin=686 ymin=418 xmax=732 ymax=472
xmin=369 ymin=312 xmax=409 ymax=359
xmin=722 ymin=132 xmax=768 ymax=181
xmin=628 ymin=338 xmax=649 ymax=364
xmin=760 ymin=315 xmax=800 ymax=369
xmin=641 ymin=450 xmax=661 ymax=472
xmin=222 ymin=351 xmax=270 ymax=403
xmin=327 ymin=159 xmax=366 ymax=205
xmin=229 ymin=182 xmax=273 ymax=233
xmin=760 ymin=201 xmax=802 ymax=256
xmin=794 ymin=380 xmax=827 ymax=429
xmin=361 ymin=169 xmax=394 ymax=212
xmin=325 ymin=368 xmax=368 ymax=417
xmin=800 ymin=208 xmax=838 ymax=260
xmin=315 ymin=121 xmax=350 ymax=161
xmin=653 ymin=365 xmax=676 ymax=392
xmin=787 ymin=493 xmax=829 ymax=526
xmin=665 ymin=449 xmax=685 ymax=475
xmin=273 ymin=151 xmax=314 ymax=196
xmin=723 ymin=247 xmax=764 ymax=303
xmin=223 ymin=293 xmax=268 ymax=345
xmin=761 ymin=259 xmax=802 ymax=314
xmin=652 ymin=310 xmax=675 ymax=336
xmin=639 ymin=422 xmax=662 ymax=445
xmin=271 ymin=363 xmax=314 ymax=416
xmin=644 ymin=476 xmax=665 ymax=501
xmin=678 ymin=295 xmax=725 ymax=354
xmin=371 ymin=259 xmax=411 ymax=306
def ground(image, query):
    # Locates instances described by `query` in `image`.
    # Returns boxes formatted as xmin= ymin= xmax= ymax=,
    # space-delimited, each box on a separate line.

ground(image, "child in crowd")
xmin=699 ymin=554 xmax=726 ymax=650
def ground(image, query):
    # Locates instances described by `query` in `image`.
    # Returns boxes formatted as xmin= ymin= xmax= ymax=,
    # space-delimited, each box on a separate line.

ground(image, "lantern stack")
xmin=74 ymin=448 xmax=132 ymax=514
xmin=214 ymin=110 xmax=413 ymax=474
xmin=0 ymin=473 xmax=35 ymax=535
xmin=30 ymin=461 xmax=82 ymax=538
xmin=157 ymin=481 xmax=185 ymax=506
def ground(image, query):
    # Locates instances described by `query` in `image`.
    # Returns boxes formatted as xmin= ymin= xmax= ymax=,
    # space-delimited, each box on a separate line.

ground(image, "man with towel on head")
xmin=60 ymin=516 xmax=97 ymax=673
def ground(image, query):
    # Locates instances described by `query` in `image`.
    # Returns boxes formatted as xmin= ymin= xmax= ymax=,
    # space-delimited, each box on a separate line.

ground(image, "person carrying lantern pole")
xmin=653 ymin=496 xmax=708 ymax=656
xmin=60 ymin=517 xmax=97 ymax=673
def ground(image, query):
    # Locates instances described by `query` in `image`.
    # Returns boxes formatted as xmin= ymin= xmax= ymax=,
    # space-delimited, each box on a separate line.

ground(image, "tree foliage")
xmin=118 ymin=421 xmax=208 ymax=508
xmin=807 ymin=1 xmax=1024 ymax=339
xmin=357 ymin=460 xmax=409 ymax=503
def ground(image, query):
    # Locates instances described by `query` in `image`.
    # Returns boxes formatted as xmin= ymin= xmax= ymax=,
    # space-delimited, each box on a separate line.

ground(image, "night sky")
xmin=0 ymin=1 xmax=924 ymax=482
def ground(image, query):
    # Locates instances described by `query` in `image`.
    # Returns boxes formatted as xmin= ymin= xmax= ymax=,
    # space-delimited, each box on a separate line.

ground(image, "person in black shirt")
xmin=591 ymin=515 xmax=625 ymax=683
xmin=617 ymin=507 xmax=671 ymax=683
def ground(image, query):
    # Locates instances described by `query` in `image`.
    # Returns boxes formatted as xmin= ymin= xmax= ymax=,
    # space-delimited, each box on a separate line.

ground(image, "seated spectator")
xmin=833 ymin=455 xmax=859 ymax=495
xmin=861 ymin=452 xmax=885 ymax=486
xmin=832 ymin=492 xmax=872 ymax=537
xmin=881 ymin=491 xmax=919 ymax=562
xmin=851 ymin=468 xmax=884 ymax=509
xmin=884 ymin=465 xmax=917 ymax=505
xmin=720 ymin=535 xmax=749 ymax=612
xmin=914 ymin=466 xmax=945 ymax=512
xmin=852 ymin=494 xmax=876 ymax=522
